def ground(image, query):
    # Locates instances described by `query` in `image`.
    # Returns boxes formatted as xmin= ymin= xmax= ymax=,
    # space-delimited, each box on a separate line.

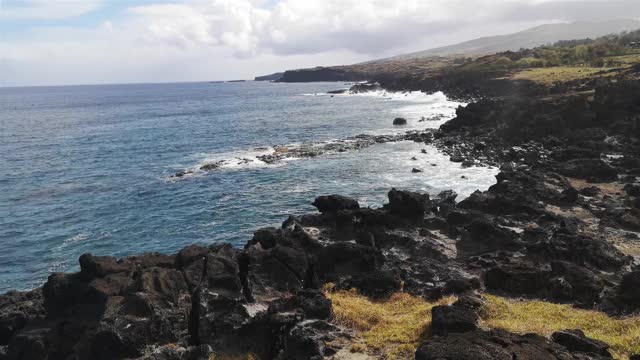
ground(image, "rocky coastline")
xmin=3 ymin=71 xmax=640 ymax=360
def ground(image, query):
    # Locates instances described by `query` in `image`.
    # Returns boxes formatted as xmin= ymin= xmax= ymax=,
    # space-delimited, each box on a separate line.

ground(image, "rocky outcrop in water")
xmin=171 ymin=132 xmax=426 ymax=178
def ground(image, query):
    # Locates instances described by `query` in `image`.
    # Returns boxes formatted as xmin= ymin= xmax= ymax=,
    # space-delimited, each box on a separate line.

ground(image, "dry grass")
xmin=481 ymin=294 xmax=640 ymax=359
xmin=324 ymin=285 xmax=455 ymax=359
xmin=324 ymin=288 xmax=640 ymax=360
xmin=511 ymin=66 xmax=616 ymax=85
xmin=566 ymin=178 xmax=625 ymax=197
xmin=604 ymin=52 xmax=640 ymax=67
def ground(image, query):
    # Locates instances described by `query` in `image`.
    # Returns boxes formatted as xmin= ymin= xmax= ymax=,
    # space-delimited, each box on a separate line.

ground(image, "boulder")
xmin=284 ymin=320 xmax=340 ymax=360
xmin=416 ymin=329 xmax=587 ymax=360
xmin=175 ymin=245 xmax=208 ymax=268
xmin=88 ymin=329 xmax=140 ymax=360
xmin=442 ymin=277 xmax=482 ymax=295
xmin=42 ymin=273 xmax=105 ymax=317
xmin=549 ymin=261 xmax=603 ymax=305
xmin=79 ymin=253 xmax=134 ymax=279
xmin=450 ymin=153 xmax=465 ymax=163
xmin=430 ymin=305 xmax=478 ymax=336
xmin=625 ymin=184 xmax=640 ymax=197
xmin=572 ymin=128 xmax=607 ymax=142
xmin=385 ymin=189 xmax=431 ymax=217
xmin=316 ymin=243 xmax=382 ymax=282
xmin=555 ymin=159 xmax=617 ymax=182
xmin=452 ymin=295 xmax=485 ymax=311
xmin=580 ymin=186 xmax=600 ymax=197
xmin=551 ymin=329 xmax=611 ymax=357
xmin=527 ymin=232 xmax=630 ymax=273
xmin=122 ymin=253 xmax=175 ymax=269
xmin=457 ymin=220 xmax=523 ymax=256
xmin=561 ymin=187 xmax=580 ymax=203
xmin=248 ymin=228 xmax=281 ymax=250
xmin=122 ymin=292 xmax=154 ymax=317
xmin=619 ymin=271 xmax=640 ymax=307
xmin=128 ymin=267 xmax=189 ymax=305
xmin=0 ymin=312 xmax=26 ymax=346
xmin=621 ymin=211 xmax=640 ymax=231
xmin=484 ymin=263 xmax=551 ymax=296
xmin=311 ymin=195 xmax=359 ymax=213
xmin=269 ymin=290 xmax=332 ymax=320
xmin=246 ymin=245 xmax=308 ymax=296
xmin=6 ymin=329 xmax=49 ymax=360
xmin=337 ymin=271 xmax=402 ymax=299
xmin=393 ymin=118 xmax=407 ymax=126
xmin=349 ymin=82 xmax=381 ymax=93
xmin=0 ymin=290 xmax=44 ymax=346
xmin=431 ymin=190 xmax=458 ymax=215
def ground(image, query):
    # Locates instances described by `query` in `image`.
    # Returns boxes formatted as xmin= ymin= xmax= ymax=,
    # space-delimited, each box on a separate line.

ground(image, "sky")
xmin=1 ymin=0 xmax=640 ymax=87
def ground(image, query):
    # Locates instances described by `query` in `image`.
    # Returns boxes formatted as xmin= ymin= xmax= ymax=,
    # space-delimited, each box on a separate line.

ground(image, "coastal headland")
xmin=3 ymin=34 xmax=640 ymax=360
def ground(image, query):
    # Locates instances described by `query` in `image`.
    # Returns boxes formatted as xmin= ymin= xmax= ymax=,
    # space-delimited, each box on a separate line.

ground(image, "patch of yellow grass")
xmin=481 ymin=294 xmax=640 ymax=359
xmin=604 ymin=52 xmax=640 ymax=66
xmin=566 ymin=178 xmax=625 ymax=197
xmin=511 ymin=66 xmax=615 ymax=85
xmin=324 ymin=285 xmax=455 ymax=359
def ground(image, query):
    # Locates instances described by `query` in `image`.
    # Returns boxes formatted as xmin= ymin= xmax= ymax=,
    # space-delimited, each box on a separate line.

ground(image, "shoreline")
xmin=2 ymin=76 xmax=640 ymax=359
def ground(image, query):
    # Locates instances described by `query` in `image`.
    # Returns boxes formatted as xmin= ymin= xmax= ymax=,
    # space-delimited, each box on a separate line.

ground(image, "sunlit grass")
xmin=481 ymin=294 xmax=640 ymax=359
xmin=324 ymin=284 xmax=455 ymax=359
xmin=511 ymin=66 xmax=616 ymax=85
xmin=323 ymin=286 xmax=640 ymax=360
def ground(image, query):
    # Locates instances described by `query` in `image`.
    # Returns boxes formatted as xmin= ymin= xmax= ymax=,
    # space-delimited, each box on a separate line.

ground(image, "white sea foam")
xmin=352 ymin=141 xmax=499 ymax=201
xmin=347 ymin=90 xmax=466 ymax=134
xmin=171 ymin=89 xmax=491 ymax=200
xmin=186 ymin=147 xmax=279 ymax=175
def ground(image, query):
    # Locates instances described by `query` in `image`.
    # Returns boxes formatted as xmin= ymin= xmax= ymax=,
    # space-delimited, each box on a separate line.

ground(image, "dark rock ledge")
xmin=3 ymin=161 xmax=640 ymax=359
xmin=3 ymin=80 xmax=640 ymax=360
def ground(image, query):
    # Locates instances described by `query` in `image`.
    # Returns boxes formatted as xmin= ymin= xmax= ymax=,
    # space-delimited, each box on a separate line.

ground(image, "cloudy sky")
xmin=1 ymin=0 xmax=639 ymax=86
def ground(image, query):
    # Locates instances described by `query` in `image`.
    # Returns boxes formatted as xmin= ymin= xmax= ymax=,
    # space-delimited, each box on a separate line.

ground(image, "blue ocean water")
xmin=0 ymin=81 xmax=498 ymax=292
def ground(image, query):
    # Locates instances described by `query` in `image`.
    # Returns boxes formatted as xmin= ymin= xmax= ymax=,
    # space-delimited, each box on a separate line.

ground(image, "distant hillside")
xmin=371 ymin=19 xmax=640 ymax=63
xmin=255 ymin=72 xmax=284 ymax=81
xmin=272 ymin=19 xmax=640 ymax=83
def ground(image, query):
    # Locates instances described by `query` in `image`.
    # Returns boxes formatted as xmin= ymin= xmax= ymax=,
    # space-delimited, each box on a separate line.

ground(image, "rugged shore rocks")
xmin=4 ymin=154 xmax=640 ymax=359
xmin=4 ymin=71 xmax=640 ymax=359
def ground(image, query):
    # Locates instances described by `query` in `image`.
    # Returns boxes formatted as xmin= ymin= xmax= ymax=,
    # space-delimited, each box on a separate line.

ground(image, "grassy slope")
xmin=482 ymin=295 xmax=640 ymax=359
xmin=325 ymin=286 xmax=455 ymax=359
xmin=326 ymin=289 xmax=640 ymax=360
xmin=291 ymin=31 xmax=640 ymax=87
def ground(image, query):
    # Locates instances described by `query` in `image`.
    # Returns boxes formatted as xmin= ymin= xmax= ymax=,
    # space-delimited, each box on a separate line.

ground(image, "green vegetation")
xmin=482 ymin=294 xmax=640 ymax=360
xmin=449 ymin=28 xmax=640 ymax=82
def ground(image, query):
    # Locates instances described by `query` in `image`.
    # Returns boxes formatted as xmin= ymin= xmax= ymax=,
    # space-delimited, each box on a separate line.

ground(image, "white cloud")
xmin=124 ymin=0 xmax=640 ymax=57
xmin=128 ymin=1 xmax=269 ymax=55
xmin=0 ymin=0 xmax=102 ymax=20
xmin=2 ymin=0 xmax=639 ymax=86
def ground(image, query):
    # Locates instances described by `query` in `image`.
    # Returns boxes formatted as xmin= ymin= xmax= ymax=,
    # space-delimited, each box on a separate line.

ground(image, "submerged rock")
xmin=393 ymin=117 xmax=408 ymax=126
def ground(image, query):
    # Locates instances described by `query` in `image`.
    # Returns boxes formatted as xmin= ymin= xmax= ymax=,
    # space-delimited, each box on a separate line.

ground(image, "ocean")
xmin=0 ymin=81 xmax=498 ymax=292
